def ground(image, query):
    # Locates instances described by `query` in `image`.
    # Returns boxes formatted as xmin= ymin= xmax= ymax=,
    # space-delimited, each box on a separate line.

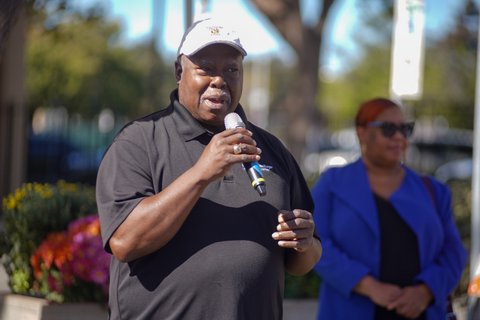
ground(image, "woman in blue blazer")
xmin=311 ymin=98 xmax=466 ymax=320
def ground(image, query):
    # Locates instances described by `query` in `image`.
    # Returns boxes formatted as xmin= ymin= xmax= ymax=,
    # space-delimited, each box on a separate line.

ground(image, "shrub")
xmin=0 ymin=181 xmax=109 ymax=303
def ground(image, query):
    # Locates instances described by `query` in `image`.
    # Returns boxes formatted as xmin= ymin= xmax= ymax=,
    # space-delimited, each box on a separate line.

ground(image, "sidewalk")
xmin=284 ymin=299 xmax=317 ymax=319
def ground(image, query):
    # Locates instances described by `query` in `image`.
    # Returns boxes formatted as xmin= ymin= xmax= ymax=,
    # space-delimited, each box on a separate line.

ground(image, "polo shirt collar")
xmin=170 ymin=89 xmax=248 ymax=141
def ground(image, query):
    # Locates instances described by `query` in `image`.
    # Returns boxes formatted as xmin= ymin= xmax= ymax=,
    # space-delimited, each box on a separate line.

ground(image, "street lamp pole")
xmin=185 ymin=0 xmax=193 ymax=29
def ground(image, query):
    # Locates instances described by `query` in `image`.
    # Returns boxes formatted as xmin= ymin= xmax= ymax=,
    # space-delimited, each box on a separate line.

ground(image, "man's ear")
xmin=174 ymin=59 xmax=182 ymax=83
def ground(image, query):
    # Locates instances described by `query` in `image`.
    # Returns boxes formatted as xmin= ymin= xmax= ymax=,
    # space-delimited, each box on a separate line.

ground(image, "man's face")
xmin=176 ymin=44 xmax=243 ymax=130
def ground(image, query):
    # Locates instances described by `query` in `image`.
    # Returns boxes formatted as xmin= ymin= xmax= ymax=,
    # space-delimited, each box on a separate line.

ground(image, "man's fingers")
xmin=272 ymin=229 xmax=311 ymax=240
xmin=276 ymin=217 xmax=314 ymax=231
xmin=275 ymin=238 xmax=313 ymax=252
xmin=278 ymin=209 xmax=312 ymax=222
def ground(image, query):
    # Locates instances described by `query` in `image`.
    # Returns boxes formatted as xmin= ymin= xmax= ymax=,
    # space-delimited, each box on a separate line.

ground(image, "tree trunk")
xmin=0 ymin=2 xmax=27 ymax=200
xmin=250 ymin=0 xmax=336 ymax=162
xmin=283 ymin=28 xmax=322 ymax=161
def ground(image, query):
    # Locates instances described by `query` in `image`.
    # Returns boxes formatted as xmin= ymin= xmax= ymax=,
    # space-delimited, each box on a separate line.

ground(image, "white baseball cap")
xmin=177 ymin=16 xmax=247 ymax=57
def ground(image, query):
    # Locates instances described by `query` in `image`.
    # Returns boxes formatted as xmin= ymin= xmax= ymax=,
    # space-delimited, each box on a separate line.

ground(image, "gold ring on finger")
xmin=233 ymin=144 xmax=242 ymax=154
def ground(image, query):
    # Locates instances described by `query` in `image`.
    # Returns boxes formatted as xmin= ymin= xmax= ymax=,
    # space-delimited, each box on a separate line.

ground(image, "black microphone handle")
xmin=243 ymin=161 xmax=267 ymax=196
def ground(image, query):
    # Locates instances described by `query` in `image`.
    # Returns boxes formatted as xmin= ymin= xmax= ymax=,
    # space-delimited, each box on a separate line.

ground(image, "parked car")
xmin=27 ymin=133 xmax=104 ymax=185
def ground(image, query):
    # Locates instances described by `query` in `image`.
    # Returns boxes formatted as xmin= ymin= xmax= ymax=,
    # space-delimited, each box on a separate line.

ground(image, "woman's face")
xmin=357 ymin=106 xmax=410 ymax=168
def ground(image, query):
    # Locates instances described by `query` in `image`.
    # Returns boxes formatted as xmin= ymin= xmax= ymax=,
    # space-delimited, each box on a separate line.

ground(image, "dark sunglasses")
xmin=367 ymin=121 xmax=415 ymax=138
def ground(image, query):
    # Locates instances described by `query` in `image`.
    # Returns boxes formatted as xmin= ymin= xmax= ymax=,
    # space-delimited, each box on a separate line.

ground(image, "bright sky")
xmin=107 ymin=0 xmax=290 ymax=56
xmin=82 ymin=0 xmax=474 ymax=74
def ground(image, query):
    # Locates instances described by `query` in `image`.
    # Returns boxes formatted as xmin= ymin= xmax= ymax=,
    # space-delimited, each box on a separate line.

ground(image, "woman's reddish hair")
xmin=355 ymin=98 xmax=400 ymax=127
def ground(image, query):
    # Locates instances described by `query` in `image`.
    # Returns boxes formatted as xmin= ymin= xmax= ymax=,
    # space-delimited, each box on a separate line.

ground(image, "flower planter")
xmin=0 ymin=293 xmax=108 ymax=320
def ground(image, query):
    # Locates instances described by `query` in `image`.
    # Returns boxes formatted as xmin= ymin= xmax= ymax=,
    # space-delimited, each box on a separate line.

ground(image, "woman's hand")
xmin=355 ymin=275 xmax=403 ymax=308
xmin=387 ymin=284 xmax=433 ymax=319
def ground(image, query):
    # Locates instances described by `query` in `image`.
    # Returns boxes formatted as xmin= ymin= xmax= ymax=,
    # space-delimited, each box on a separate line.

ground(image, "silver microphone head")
xmin=224 ymin=112 xmax=245 ymax=129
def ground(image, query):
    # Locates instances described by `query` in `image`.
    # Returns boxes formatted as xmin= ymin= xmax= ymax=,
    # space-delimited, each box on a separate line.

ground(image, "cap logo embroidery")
xmin=176 ymin=17 xmax=246 ymax=57
xmin=208 ymin=26 xmax=222 ymax=36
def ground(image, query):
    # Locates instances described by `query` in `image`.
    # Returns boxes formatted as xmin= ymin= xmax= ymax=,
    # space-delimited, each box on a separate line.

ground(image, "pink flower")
xmin=29 ymin=214 xmax=110 ymax=301
xmin=90 ymin=267 xmax=109 ymax=285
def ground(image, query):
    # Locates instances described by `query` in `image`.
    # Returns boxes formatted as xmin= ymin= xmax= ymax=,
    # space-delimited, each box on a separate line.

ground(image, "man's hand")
xmin=194 ymin=127 xmax=261 ymax=183
xmin=272 ymin=209 xmax=315 ymax=252
xmin=275 ymin=209 xmax=322 ymax=275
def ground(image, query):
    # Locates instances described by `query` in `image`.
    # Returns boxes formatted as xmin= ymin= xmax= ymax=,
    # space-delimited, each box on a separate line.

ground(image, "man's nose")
xmin=210 ymin=74 xmax=226 ymax=89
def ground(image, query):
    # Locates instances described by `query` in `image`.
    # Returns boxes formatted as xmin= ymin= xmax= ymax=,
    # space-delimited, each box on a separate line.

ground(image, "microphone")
xmin=224 ymin=112 xmax=267 ymax=196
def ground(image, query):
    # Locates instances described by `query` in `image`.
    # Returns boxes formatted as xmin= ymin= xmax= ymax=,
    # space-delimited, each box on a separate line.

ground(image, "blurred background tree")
xmin=250 ymin=0 xmax=336 ymax=161
xmin=25 ymin=0 xmax=174 ymax=119
xmin=21 ymin=0 xmax=176 ymax=185
xmin=20 ymin=0 xmax=479 ymax=171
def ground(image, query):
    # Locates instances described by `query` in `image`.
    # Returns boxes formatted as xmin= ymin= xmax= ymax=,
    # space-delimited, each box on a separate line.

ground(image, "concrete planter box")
xmin=0 ymin=293 xmax=108 ymax=320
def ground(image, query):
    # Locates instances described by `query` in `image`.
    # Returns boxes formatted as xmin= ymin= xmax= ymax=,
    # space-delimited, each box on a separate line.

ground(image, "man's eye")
xmin=197 ymin=67 xmax=211 ymax=74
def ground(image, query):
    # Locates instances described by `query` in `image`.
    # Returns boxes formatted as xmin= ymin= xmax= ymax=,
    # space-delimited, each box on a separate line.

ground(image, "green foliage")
xmin=317 ymin=0 xmax=476 ymax=132
xmin=319 ymin=44 xmax=392 ymax=130
xmin=448 ymin=179 xmax=472 ymax=297
xmin=284 ymin=271 xmax=321 ymax=299
xmin=413 ymin=45 xmax=476 ymax=130
xmin=0 ymin=181 xmax=97 ymax=296
xmin=25 ymin=0 xmax=175 ymax=120
xmin=27 ymin=16 xmax=143 ymax=118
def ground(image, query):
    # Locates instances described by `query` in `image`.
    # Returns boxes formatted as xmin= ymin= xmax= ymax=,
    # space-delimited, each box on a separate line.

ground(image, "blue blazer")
xmin=311 ymin=159 xmax=467 ymax=320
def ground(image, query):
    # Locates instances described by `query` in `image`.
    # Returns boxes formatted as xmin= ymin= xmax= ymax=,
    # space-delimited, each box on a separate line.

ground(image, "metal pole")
xmin=185 ymin=0 xmax=193 ymax=30
xmin=151 ymin=0 xmax=165 ymax=51
xmin=467 ymin=5 xmax=480 ymax=319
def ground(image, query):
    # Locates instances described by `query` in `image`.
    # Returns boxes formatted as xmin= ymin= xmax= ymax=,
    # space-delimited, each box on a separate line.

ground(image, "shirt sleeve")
xmin=96 ymin=124 xmax=155 ymax=252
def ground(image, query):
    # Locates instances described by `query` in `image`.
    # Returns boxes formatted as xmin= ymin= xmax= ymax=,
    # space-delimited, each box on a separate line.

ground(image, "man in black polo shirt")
xmin=96 ymin=16 xmax=322 ymax=320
